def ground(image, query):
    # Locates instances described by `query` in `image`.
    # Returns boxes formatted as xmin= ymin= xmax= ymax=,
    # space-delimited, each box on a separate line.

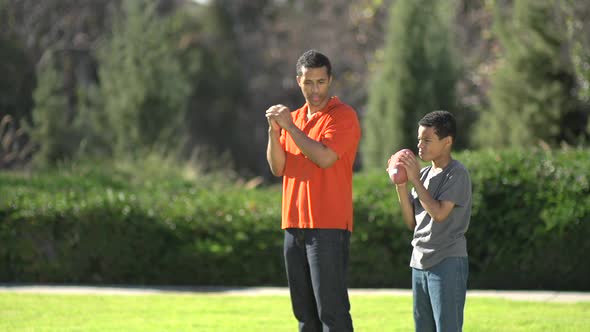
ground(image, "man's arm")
xmin=266 ymin=122 xmax=285 ymax=176
xmin=266 ymin=104 xmax=338 ymax=169
xmin=395 ymin=183 xmax=416 ymax=230
xmin=283 ymin=124 xmax=338 ymax=169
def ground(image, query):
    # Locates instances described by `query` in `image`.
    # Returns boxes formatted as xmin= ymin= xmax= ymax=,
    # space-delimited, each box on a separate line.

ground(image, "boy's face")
xmin=417 ymin=125 xmax=451 ymax=162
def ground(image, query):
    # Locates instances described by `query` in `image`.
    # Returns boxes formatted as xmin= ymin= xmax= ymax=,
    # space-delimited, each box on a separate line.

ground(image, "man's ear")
xmin=296 ymin=76 xmax=302 ymax=87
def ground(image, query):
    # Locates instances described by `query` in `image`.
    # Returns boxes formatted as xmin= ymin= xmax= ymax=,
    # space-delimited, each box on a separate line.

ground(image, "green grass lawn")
xmin=1 ymin=293 xmax=589 ymax=331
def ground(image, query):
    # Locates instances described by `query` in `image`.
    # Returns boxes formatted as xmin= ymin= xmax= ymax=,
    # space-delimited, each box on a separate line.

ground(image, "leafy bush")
xmin=1 ymin=149 xmax=589 ymax=290
xmin=353 ymin=148 xmax=590 ymax=290
xmin=461 ymin=149 xmax=590 ymax=289
xmin=0 ymin=164 xmax=283 ymax=285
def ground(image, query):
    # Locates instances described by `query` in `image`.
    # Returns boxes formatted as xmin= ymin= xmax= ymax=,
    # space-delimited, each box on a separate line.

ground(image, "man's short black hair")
xmin=296 ymin=49 xmax=332 ymax=77
xmin=419 ymin=110 xmax=457 ymax=142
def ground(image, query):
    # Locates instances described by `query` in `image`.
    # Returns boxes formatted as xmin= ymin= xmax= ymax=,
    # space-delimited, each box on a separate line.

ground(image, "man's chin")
xmin=308 ymin=98 xmax=326 ymax=107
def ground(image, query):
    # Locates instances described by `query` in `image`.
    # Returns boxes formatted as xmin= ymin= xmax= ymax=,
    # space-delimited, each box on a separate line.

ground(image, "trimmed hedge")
xmin=0 ymin=176 xmax=284 ymax=285
xmin=353 ymin=149 xmax=590 ymax=290
xmin=1 ymin=149 xmax=589 ymax=290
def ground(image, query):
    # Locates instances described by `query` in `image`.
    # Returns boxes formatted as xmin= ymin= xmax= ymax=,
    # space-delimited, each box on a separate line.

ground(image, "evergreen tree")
xmin=476 ymin=0 xmax=579 ymax=148
xmin=0 ymin=38 xmax=34 ymax=124
xmin=564 ymin=0 xmax=590 ymax=140
xmin=28 ymin=53 xmax=75 ymax=166
xmin=173 ymin=1 xmax=245 ymax=171
xmin=362 ymin=0 xmax=459 ymax=169
xmin=99 ymin=0 xmax=190 ymax=156
xmin=74 ymin=82 xmax=111 ymax=158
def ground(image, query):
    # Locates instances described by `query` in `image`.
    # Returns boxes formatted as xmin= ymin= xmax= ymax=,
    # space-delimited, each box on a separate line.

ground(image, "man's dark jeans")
xmin=284 ymin=228 xmax=353 ymax=332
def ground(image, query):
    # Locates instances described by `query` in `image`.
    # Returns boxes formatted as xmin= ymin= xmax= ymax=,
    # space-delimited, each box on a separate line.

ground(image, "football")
xmin=387 ymin=149 xmax=413 ymax=184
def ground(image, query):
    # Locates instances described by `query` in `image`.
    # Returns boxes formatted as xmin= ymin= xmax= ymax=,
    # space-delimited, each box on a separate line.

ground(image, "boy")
xmin=393 ymin=110 xmax=472 ymax=332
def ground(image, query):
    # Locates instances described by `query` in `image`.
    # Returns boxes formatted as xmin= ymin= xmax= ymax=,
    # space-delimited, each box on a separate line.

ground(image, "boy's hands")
xmin=395 ymin=182 xmax=408 ymax=192
xmin=397 ymin=150 xmax=421 ymax=184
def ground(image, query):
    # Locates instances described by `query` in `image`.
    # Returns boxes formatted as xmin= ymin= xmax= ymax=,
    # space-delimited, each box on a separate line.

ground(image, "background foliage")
xmin=362 ymin=0 xmax=461 ymax=169
xmin=99 ymin=1 xmax=190 ymax=158
xmin=475 ymin=0 xmax=585 ymax=148
xmin=1 ymin=0 xmax=590 ymax=290
xmin=1 ymin=0 xmax=588 ymax=173
xmin=1 ymin=150 xmax=588 ymax=290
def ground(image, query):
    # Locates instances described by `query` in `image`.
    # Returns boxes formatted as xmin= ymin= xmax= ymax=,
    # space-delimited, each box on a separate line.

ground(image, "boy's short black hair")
xmin=419 ymin=110 xmax=457 ymax=142
xmin=296 ymin=49 xmax=332 ymax=77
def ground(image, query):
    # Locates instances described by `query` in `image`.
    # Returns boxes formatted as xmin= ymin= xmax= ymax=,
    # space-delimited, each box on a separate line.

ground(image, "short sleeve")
xmin=437 ymin=167 xmax=471 ymax=207
xmin=321 ymin=109 xmax=361 ymax=157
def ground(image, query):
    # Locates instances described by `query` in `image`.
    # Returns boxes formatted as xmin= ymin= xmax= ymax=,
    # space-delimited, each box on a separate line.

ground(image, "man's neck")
xmin=307 ymin=98 xmax=331 ymax=117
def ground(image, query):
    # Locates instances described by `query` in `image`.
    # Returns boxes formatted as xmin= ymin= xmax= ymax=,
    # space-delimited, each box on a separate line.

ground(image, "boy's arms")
xmin=396 ymin=151 xmax=456 ymax=223
xmin=412 ymin=181 xmax=456 ymax=223
xmin=395 ymin=183 xmax=416 ymax=230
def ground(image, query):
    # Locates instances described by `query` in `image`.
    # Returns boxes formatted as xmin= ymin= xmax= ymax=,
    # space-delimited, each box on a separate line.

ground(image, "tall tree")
xmin=362 ymin=0 xmax=459 ymax=169
xmin=27 ymin=52 xmax=76 ymax=166
xmin=172 ymin=2 xmax=245 ymax=171
xmin=564 ymin=0 xmax=590 ymax=139
xmin=0 ymin=38 xmax=34 ymax=122
xmin=99 ymin=0 xmax=190 ymax=156
xmin=476 ymin=0 xmax=581 ymax=148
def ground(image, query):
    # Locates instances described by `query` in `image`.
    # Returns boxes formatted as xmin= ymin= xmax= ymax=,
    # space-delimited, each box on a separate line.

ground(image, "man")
xmin=266 ymin=49 xmax=361 ymax=331
xmin=393 ymin=110 xmax=472 ymax=332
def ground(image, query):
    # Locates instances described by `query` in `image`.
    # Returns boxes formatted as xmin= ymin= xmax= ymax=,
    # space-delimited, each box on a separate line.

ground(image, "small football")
xmin=387 ymin=149 xmax=413 ymax=184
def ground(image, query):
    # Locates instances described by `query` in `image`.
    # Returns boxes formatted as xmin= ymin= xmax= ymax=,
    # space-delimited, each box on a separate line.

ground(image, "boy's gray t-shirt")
xmin=410 ymin=159 xmax=472 ymax=270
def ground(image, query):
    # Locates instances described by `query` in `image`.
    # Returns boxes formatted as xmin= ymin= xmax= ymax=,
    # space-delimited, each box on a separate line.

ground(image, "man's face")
xmin=417 ymin=125 xmax=450 ymax=162
xmin=297 ymin=66 xmax=332 ymax=110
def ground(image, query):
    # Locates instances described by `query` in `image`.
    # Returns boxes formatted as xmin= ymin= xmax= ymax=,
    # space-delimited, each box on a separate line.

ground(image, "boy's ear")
xmin=445 ymin=136 xmax=453 ymax=147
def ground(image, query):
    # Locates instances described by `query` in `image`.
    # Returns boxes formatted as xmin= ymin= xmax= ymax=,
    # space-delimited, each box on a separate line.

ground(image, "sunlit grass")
xmin=1 ymin=293 xmax=588 ymax=331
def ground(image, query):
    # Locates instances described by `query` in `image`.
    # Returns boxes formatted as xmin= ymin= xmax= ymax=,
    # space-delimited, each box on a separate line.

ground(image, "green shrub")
xmin=0 ymin=166 xmax=284 ymax=285
xmin=461 ymin=149 xmax=590 ymax=289
xmin=352 ymin=149 xmax=590 ymax=290
xmin=1 ymin=149 xmax=589 ymax=290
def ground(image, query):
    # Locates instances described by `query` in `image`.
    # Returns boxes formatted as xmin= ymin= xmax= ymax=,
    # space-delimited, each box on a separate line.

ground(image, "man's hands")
xmin=266 ymin=104 xmax=294 ymax=132
xmin=265 ymin=103 xmax=338 ymax=169
xmin=265 ymin=105 xmax=288 ymax=177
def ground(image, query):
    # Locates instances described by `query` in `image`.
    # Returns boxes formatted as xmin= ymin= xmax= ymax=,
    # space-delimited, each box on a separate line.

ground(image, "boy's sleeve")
xmin=437 ymin=168 xmax=471 ymax=207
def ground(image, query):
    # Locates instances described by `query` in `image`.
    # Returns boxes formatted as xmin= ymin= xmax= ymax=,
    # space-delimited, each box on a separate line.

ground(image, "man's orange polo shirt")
xmin=279 ymin=96 xmax=361 ymax=231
